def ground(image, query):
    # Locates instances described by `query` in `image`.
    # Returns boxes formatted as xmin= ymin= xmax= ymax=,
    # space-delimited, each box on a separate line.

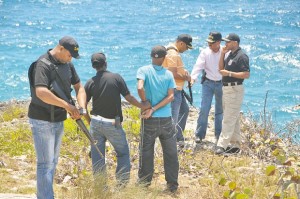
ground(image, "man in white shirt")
xmin=190 ymin=32 xmax=223 ymax=144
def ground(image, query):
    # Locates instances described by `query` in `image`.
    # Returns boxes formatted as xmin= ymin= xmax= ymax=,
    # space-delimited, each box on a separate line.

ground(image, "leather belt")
xmin=91 ymin=115 xmax=115 ymax=124
xmin=223 ymin=82 xmax=243 ymax=86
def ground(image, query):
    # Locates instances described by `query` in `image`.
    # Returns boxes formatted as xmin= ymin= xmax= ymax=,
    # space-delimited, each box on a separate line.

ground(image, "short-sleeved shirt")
xmin=28 ymin=50 xmax=80 ymax=122
xmin=162 ymin=43 xmax=186 ymax=90
xmin=85 ymin=70 xmax=130 ymax=122
xmin=137 ymin=64 xmax=175 ymax=117
xmin=222 ymin=47 xmax=250 ymax=83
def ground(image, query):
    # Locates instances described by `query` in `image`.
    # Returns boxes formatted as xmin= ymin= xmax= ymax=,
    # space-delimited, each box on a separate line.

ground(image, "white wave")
xmin=181 ymin=14 xmax=190 ymax=19
xmin=258 ymin=52 xmax=300 ymax=67
xmin=278 ymin=37 xmax=292 ymax=41
xmin=26 ymin=21 xmax=35 ymax=26
xmin=275 ymin=9 xmax=290 ymax=14
xmin=274 ymin=21 xmax=283 ymax=25
xmin=241 ymin=44 xmax=252 ymax=53
xmin=17 ymin=44 xmax=27 ymax=48
xmin=58 ymin=0 xmax=92 ymax=5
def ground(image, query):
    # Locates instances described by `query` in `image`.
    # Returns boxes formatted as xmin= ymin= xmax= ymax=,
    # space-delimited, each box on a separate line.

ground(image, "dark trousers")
xmin=138 ymin=117 xmax=179 ymax=187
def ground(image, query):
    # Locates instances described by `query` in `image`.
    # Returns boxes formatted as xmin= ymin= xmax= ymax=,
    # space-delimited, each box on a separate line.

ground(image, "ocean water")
xmin=0 ymin=0 xmax=299 ymax=128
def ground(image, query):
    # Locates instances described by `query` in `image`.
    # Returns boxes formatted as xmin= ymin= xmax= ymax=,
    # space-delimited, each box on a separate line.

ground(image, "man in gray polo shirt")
xmin=215 ymin=33 xmax=250 ymax=155
xmin=84 ymin=52 xmax=150 ymax=187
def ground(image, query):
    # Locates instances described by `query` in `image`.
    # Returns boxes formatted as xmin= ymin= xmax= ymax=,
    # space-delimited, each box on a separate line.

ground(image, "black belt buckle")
xmin=223 ymin=82 xmax=242 ymax=86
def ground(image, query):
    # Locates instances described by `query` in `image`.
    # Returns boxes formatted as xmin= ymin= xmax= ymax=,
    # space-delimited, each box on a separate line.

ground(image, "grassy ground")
xmin=0 ymin=101 xmax=299 ymax=199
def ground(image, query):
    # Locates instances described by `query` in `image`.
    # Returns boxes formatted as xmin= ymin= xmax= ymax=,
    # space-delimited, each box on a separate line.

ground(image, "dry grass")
xmin=0 ymin=102 xmax=299 ymax=199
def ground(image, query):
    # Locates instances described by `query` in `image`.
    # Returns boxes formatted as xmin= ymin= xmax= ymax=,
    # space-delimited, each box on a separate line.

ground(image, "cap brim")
xmin=71 ymin=53 xmax=80 ymax=59
xmin=187 ymin=45 xmax=193 ymax=49
xmin=222 ymin=38 xmax=230 ymax=42
xmin=206 ymin=38 xmax=215 ymax=43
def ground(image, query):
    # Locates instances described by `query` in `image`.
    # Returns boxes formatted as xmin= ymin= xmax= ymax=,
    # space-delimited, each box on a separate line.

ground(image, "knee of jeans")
xmin=37 ymin=162 xmax=55 ymax=170
xmin=116 ymin=148 xmax=130 ymax=158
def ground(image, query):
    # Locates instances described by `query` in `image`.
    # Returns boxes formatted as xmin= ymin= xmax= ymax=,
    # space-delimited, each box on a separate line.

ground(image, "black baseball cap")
xmin=151 ymin=45 xmax=167 ymax=58
xmin=206 ymin=32 xmax=222 ymax=43
xmin=222 ymin=33 xmax=240 ymax=43
xmin=177 ymin=34 xmax=193 ymax=49
xmin=59 ymin=36 xmax=80 ymax=59
xmin=91 ymin=52 xmax=106 ymax=67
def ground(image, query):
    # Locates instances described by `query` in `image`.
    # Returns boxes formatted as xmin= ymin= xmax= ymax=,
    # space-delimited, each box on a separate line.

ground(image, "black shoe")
xmin=167 ymin=183 xmax=178 ymax=193
xmin=195 ymin=136 xmax=202 ymax=144
xmin=215 ymin=146 xmax=225 ymax=155
xmin=225 ymin=147 xmax=240 ymax=154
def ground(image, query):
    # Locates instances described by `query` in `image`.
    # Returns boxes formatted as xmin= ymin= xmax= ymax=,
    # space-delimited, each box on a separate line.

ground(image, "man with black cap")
xmin=28 ymin=36 xmax=86 ymax=199
xmin=84 ymin=52 xmax=150 ymax=187
xmin=137 ymin=45 xmax=179 ymax=193
xmin=215 ymin=33 xmax=250 ymax=155
xmin=190 ymin=32 xmax=223 ymax=144
xmin=162 ymin=34 xmax=193 ymax=146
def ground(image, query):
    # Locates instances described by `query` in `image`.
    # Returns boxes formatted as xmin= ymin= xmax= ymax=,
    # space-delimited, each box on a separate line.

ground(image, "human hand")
xmin=141 ymin=101 xmax=151 ymax=111
xmin=141 ymin=108 xmax=153 ymax=119
xmin=190 ymin=79 xmax=195 ymax=87
xmin=184 ymin=70 xmax=191 ymax=82
xmin=221 ymin=46 xmax=229 ymax=54
xmin=66 ymin=104 xmax=81 ymax=120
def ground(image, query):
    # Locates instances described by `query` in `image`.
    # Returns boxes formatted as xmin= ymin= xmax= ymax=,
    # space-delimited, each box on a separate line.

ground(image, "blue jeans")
xmin=29 ymin=118 xmax=64 ymax=199
xmin=90 ymin=118 xmax=130 ymax=184
xmin=171 ymin=89 xmax=189 ymax=141
xmin=138 ymin=117 xmax=179 ymax=188
xmin=195 ymin=79 xmax=223 ymax=140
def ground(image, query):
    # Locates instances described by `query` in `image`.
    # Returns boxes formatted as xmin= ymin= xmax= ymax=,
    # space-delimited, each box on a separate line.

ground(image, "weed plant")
xmin=0 ymin=101 xmax=299 ymax=198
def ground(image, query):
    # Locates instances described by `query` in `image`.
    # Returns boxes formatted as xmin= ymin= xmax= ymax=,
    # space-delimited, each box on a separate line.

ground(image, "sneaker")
xmin=225 ymin=147 xmax=240 ymax=154
xmin=215 ymin=146 xmax=225 ymax=155
xmin=195 ymin=136 xmax=202 ymax=144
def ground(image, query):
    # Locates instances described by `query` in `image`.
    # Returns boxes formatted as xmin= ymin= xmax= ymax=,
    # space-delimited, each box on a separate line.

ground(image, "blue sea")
xmin=0 ymin=0 xmax=299 ymax=129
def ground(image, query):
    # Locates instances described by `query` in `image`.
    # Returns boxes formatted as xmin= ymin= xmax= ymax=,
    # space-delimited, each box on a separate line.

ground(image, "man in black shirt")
xmin=215 ymin=33 xmax=250 ymax=155
xmin=84 ymin=52 xmax=150 ymax=186
xmin=28 ymin=36 xmax=86 ymax=199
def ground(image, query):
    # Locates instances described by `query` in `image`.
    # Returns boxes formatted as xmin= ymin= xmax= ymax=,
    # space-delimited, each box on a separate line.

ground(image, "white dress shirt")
xmin=191 ymin=47 xmax=222 ymax=81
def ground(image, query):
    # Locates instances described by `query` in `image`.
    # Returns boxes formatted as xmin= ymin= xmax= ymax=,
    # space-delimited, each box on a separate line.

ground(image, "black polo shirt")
xmin=222 ymin=47 xmax=250 ymax=83
xmin=84 ymin=70 xmax=130 ymax=122
xmin=28 ymin=50 xmax=80 ymax=122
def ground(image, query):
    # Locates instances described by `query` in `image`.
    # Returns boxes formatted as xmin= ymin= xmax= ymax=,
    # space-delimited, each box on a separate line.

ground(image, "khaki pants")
xmin=217 ymin=85 xmax=244 ymax=149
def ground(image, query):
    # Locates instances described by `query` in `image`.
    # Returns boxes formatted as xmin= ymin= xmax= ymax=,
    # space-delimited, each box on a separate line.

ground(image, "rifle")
xmin=182 ymin=81 xmax=193 ymax=106
xmin=50 ymin=81 xmax=104 ymax=158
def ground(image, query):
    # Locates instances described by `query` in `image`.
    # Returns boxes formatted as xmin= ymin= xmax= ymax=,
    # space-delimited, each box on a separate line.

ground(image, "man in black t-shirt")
xmin=215 ymin=33 xmax=250 ymax=155
xmin=28 ymin=36 xmax=86 ymax=199
xmin=84 ymin=52 xmax=149 ymax=186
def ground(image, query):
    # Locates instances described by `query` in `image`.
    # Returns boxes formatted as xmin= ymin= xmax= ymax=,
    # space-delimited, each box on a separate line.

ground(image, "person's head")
xmin=176 ymin=34 xmax=193 ymax=53
xmin=222 ymin=33 xmax=240 ymax=51
xmin=91 ymin=52 xmax=107 ymax=71
xmin=151 ymin=45 xmax=167 ymax=66
xmin=52 ymin=36 xmax=80 ymax=63
xmin=206 ymin=32 xmax=222 ymax=52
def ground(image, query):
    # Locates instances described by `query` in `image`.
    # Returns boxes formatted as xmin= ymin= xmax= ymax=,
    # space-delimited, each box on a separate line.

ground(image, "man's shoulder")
xmin=138 ymin=64 xmax=152 ymax=71
xmin=236 ymin=48 xmax=249 ymax=59
xmin=36 ymin=53 xmax=51 ymax=65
